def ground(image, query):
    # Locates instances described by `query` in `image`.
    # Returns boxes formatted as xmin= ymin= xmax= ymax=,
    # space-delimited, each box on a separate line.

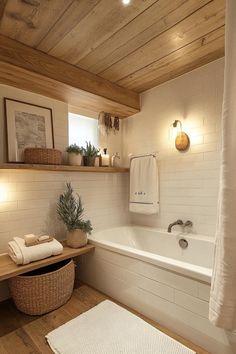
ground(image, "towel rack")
xmin=130 ymin=152 xmax=158 ymax=161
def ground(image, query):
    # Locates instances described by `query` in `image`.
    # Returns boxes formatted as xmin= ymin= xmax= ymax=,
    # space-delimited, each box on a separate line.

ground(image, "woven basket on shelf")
xmin=24 ymin=148 xmax=62 ymax=165
xmin=9 ymin=259 xmax=75 ymax=315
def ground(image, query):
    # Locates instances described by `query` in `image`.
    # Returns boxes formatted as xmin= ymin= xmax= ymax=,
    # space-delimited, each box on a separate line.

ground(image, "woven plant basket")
xmin=24 ymin=148 xmax=62 ymax=165
xmin=9 ymin=259 xmax=75 ymax=315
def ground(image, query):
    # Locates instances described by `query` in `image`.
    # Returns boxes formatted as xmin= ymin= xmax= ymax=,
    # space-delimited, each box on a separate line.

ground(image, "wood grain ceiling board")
xmin=118 ymin=26 xmax=225 ymax=92
xmin=0 ymin=0 xmax=226 ymax=96
xmin=46 ymin=0 xmax=157 ymax=65
xmin=99 ymin=0 xmax=225 ymax=83
xmin=77 ymin=0 xmax=212 ymax=74
xmin=0 ymin=0 xmax=74 ymax=47
xmin=37 ymin=0 xmax=101 ymax=53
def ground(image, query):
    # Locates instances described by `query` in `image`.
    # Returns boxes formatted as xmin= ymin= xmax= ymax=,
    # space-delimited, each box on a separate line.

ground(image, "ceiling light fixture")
xmin=122 ymin=0 xmax=131 ymax=5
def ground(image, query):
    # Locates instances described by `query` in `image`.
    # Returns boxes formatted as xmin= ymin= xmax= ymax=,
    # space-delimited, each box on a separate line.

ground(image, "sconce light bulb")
xmin=171 ymin=120 xmax=181 ymax=139
xmin=0 ymin=184 xmax=8 ymax=202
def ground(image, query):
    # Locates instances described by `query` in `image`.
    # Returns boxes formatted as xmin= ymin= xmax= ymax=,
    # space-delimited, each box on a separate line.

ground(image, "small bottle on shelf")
xmin=101 ymin=148 xmax=110 ymax=167
xmin=111 ymin=152 xmax=121 ymax=167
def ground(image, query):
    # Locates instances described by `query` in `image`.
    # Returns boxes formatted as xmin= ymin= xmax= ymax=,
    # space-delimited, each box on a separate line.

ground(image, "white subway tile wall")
xmin=0 ymin=171 xmax=129 ymax=254
xmin=0 ymin=84 xmax=128 ymax=255
xmin=123 ymin=58 xmax=224 ymax=236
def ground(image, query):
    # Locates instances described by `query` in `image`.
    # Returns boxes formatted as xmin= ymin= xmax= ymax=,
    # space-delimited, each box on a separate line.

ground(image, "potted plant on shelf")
xmin=57 ymin=183 xmax=93 ymax=248
xmin=83 ymin=141 xmax=99 ymax=166
xmin=66 ymin=144 xmax=83 ymax=166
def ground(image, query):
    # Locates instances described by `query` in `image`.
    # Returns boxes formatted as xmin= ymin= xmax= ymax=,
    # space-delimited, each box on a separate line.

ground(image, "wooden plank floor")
xmin=0 ymin=284 xmax=211 ymax=354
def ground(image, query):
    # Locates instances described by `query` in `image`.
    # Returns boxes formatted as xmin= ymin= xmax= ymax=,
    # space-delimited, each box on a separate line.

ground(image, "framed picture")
xmin=4 ymin=98 xmax=54 ymax=162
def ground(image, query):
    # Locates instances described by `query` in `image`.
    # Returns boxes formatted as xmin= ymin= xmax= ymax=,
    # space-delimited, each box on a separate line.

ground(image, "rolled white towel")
xmin=24 ymin=234 xmax=37 ymax=243
xmin=38 ymin=235 xmax=50 ymax=241
xmin=8 ymin=240 xmax=23 ymax=265
xmin=24 ymin=234 xmax=38 ymax=247
xmin=8 ymin=236 xmax=63 ymax=265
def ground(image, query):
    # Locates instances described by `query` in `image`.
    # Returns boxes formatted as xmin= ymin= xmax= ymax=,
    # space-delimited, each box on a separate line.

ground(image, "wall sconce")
xmin=171 ymin=120 xmax=190 ymax=152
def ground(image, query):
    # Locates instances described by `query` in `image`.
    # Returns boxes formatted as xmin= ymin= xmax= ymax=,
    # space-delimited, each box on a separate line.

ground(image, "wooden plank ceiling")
xmin=0 ymin=0 xmax=225 ymax=95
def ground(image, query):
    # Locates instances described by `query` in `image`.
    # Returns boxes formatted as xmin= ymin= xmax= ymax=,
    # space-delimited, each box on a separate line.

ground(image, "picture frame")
xmin=4 ymin=98 xmax=54 ymax=162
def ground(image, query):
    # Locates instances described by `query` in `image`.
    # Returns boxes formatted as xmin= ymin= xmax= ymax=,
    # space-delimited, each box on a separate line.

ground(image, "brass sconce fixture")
xmin=172 ymin=120 xmax=190 ymax=152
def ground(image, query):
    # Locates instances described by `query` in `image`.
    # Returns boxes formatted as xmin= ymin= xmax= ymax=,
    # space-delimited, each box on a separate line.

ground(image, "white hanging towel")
xmin=129 ymin=155 xmax=159 ymax=214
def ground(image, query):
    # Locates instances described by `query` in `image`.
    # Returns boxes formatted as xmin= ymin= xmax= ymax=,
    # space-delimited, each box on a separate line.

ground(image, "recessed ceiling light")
xmin=122 ymin=0 xmax=131 ymax=5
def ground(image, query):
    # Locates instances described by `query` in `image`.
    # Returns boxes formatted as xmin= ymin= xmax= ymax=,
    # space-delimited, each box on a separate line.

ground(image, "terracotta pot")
xmin=83 ymin=156 xmax=96 ymax=166
xmin=68 ymin=153 xmax=82 ymax=166
xmin=67 ymin=229 xmax=87 ymax=248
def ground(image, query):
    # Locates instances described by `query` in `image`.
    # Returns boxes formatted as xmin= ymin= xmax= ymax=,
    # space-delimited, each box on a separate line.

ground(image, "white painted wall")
xmin=123 ymin=58 xmax=224 ymax=237
xmin=0 ymin=85 xmax=129 ymax=301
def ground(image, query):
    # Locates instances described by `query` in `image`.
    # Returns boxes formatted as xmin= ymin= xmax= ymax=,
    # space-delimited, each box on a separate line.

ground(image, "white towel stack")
xmin=8 ymin=235 xmax=63 ymax=265
xmin=129 ymin=155 xmax=159 ymax=214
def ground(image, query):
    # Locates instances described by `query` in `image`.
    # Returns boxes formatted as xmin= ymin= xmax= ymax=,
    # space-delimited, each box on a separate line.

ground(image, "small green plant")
xmin=57 ymin=183 xmax=93 ymax=234
xmin=66 ymin=144 xmax=83 ymax=155
xmin=83 ymin=141 xmax=99 ymax=157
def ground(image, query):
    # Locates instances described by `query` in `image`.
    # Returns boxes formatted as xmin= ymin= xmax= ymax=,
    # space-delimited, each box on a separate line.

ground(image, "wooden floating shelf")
xmin=0 ymin=244 xmax=95 ymax=281
xmin=0 ymin=163 xmax=129 ymax=173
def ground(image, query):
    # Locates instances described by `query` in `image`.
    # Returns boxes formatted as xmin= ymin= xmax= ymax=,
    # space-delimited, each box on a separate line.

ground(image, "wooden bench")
xmin=0 ymin=244 xmax=95 ymax=281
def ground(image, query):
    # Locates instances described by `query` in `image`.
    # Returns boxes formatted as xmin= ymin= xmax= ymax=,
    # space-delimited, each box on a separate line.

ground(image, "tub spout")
xmin=167 ymin=220 xmax=184 ymax=233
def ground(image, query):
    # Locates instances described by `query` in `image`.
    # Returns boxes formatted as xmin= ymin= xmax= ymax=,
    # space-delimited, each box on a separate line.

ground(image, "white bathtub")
xmin=79 ymin=225 xmax=234 ymax=354
xmin=89 ymin=225 xmax=214 ymax=283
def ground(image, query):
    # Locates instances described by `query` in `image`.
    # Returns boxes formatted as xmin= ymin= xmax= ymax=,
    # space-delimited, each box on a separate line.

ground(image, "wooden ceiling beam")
xmin=0 ymin=61 xmax=139 ymax=118
xmin=0 ymin=35 xmax=140 ymax=117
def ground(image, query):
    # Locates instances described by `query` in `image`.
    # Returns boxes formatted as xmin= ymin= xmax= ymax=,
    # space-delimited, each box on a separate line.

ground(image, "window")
xmin=68 ymin=112 xmax=98 ymax=147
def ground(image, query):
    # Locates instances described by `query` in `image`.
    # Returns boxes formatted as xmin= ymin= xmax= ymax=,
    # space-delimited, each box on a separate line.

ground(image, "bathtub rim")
xmin=89 ymin=225 xmax=213 ymax=284
xmin=91 ymin=224 xmax=215 ymax=243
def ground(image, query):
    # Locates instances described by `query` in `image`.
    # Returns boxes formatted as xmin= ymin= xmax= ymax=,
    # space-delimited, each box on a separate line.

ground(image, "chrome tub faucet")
xmin=167 ymin=220 xmax=193 ymax=233
xmin=167 ymin=220 xmax=183 ymax=233
xmin=184 ymin=220 xmax=193 ymax=228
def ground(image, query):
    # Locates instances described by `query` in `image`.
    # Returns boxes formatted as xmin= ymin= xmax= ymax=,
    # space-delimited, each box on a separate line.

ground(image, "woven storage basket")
xmin=9 ymin=259 xmax=75 ymax=315
xmin=24 ymin=148 xmax=62 ymax=165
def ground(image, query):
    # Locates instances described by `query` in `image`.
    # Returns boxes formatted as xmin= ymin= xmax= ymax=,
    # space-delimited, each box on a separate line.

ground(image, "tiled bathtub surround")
xmin=79 ymin=248 xmax=232 ymax=354
xmin=122 ymin=58 xmax=224 ymax=237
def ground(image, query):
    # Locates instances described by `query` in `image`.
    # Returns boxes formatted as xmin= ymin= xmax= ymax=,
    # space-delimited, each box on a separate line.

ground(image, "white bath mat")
xmin=46 ymin=300 xmax=196 ymax=354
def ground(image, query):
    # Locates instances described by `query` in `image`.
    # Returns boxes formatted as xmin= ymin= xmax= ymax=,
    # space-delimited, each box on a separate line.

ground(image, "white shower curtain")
xmin=209 ymin=0 xmax=236 ymax=330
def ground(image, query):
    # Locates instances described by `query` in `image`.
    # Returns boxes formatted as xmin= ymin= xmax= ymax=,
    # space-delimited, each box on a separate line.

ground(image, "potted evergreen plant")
xmin=83 ymin=141 xmax=99 ymax=166
xmin=57 ymin=183 xmax=92 ymax=248
xmin=66 ymin=144 xmax=83 ymax=166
